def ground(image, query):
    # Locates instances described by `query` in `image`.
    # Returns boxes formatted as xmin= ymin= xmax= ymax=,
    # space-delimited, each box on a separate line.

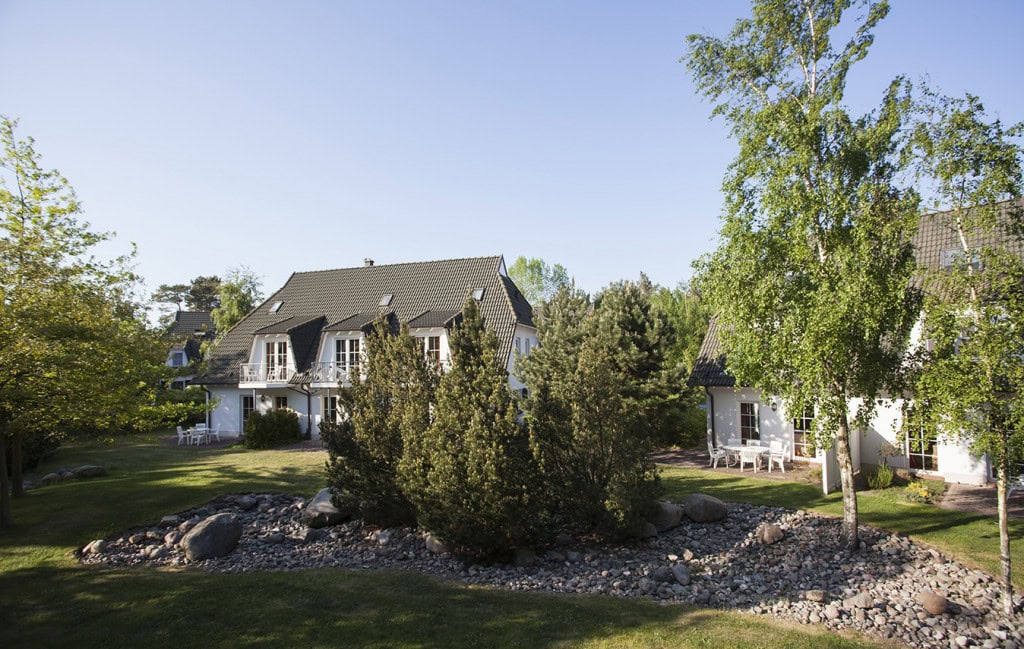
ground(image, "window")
xmin=379 ymin=294 xmax=393 ymax=307
xmin=265 ymin=340 xmax=288 ymax=379
xmin=908 ymin=423 xmax=939 ymax=471
xmin=269 ymin=301 xmax=283 ymax=313
xmin=424 ymin=336 xmax=441 ymax=365
xmin=169 ymin=351 xmax=186 ymax=367
xmin=524 ymin=339 xmax=531 ymax=355
xmin=241 ymin=395 xmax=255 ymax=428
xmin=740 ymin=402 xmax=759 ymax=443
xmin=335 ymin=338 xmax=361 ymax=372
xmin=793 ymin=409 xmax=814 ymax=458
xmin=275 ymin=396 xmax=288 ymax=410
xmin=940 ymin=248 xmax=982 ymax=271
xmin=323 ymin=396 xmax=339 ymax=424
xmin=515 ymin=337 xmax=521 ymax=354
xmin=472 ymin=287 xmax=485 ymax=301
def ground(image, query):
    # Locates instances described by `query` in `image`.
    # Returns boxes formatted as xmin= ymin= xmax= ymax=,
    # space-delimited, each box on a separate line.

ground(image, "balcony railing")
xmin=310 ymin=362 xmax=355 ymax=385
xmin=239 ymin=363 xmax=293 ymax=383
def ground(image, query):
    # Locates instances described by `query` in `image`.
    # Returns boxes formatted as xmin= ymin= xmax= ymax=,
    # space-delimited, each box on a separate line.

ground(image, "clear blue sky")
xmin=1 ymin=1 xmax=1021 ymax=306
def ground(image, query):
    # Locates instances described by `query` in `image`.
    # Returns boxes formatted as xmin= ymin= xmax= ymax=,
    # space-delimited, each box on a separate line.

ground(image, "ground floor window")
xmin=907 ymin=423 xmax=939 ymax=471
xmin=793 ymin=409 xmax=814 ymax=458
xmin=740 ymin=402 xmax=759 ymax=443
xmin=275 ymin=396 xmax=288 ymax=410
xmin=241 ymin=395 xmax=255 ymax=429
xmin=323 ymin=396 xmax=338 ymax=424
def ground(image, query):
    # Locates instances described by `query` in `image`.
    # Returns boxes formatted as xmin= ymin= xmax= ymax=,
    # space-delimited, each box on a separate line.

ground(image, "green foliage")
xmin=866 ymin=464 xmax=894 ymax=490
xmin=211 ymin=266 xmax=263 ymax=334
xmin=243 ymin=409 xmax=301 ymax=449
xmin=902 ymin=480 xmax=943 ymax=504
xmin=507 ymin=256 xmax=570 ymax=306
xmin=684 ymin=0 xmax=921 ymax=546
xmin=400 ymin=298 xmax=545 ymax=559
xmin=322 ymin=319 xmax=437 ymax=527
xmin=186 ymin=275 xmax=222 ymax=311
xmin=649 ymin=283 xmax=709 ymax=373
xmin=0 ymin=116 xmax=176 ymax=526
xmin=519 ymin=282 xmax=663 ymax=538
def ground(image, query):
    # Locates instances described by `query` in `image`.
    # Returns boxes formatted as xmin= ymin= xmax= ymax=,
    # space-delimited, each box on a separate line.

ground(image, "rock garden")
xmin=81 ymin=489 xmax=1022 ymax=649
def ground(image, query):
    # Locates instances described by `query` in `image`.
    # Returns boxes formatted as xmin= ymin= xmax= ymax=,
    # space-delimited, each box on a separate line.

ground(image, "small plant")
xmin=805 ymin=467 xmax=822 ymax=485
xmin=867 ymin=463 xmax=894 ymax=490
xmin=243 ymin=408 xmax=301 ymax=449
xmin=903 ymin=480 xmax=941 ymax=503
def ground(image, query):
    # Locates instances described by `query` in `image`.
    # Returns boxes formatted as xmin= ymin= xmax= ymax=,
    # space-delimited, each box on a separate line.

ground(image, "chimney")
xmin=364 ymin=258 xmax=374 ymax=267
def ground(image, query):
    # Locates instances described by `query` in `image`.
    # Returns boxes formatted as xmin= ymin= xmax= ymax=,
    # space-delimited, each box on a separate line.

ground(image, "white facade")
xmin=507 ymin=323 xmax=539 ymax=391
xmin=705 ymin=386 xmax=990 ymax=486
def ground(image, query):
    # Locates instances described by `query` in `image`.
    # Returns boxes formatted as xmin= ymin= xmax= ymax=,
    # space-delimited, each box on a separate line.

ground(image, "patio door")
xmin=241 ymin=395 xmax=255 ymax=431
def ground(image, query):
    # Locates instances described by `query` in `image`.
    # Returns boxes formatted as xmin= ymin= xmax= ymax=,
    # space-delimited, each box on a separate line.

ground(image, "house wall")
xmin=707 ymin=386 xmax=990 ymax=485
xmin=507 ymin=324 xmax=538 ymax=391
xmin=209 ymin=386 xmax=318 ymax=438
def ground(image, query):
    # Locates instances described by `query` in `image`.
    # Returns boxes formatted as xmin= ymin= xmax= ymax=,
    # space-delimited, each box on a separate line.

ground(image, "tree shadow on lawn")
xmin=0 ymin=566 xmax=877 ymax=649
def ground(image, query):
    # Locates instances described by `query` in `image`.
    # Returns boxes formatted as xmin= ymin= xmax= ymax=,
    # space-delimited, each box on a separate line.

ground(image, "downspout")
xmin=707 ymin=388 xmax=717 ymax=447
xmin=203 ymin=387 xmax=212 ymax=429
xmin=286 ymin=385 xmax=314 ymax=439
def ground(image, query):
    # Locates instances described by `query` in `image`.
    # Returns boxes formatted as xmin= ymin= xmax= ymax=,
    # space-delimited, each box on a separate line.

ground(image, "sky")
xmin=1 ymin=1 xmax=1022 ymax=310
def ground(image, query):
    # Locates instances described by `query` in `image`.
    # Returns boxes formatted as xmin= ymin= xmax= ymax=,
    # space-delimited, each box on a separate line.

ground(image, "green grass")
xmin=660 ymin=465 xmax=1022 ymax=588
xmin=0 ymin=436 xmax=885 ymax=649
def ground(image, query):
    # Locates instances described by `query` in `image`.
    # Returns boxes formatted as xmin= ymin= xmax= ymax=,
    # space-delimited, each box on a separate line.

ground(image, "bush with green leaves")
xmin=243 ymin=408 xmax=301 ymax=449
xmin=322 ymin=319 xmax=436 ymax=527
xmin=400 ymin=298 xmax=545 ymax=559
xmin=519 ymin=281 xmax=663 ymax=538
xmin=867 ymin=463 xmax=894 ymax=490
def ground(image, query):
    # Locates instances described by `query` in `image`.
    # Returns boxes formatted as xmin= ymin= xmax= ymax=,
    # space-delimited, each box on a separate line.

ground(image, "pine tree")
xmin=323 ymin=318 xmax=436 ymax=527
xmin=400 ymin=297 xmax=544 ymax=559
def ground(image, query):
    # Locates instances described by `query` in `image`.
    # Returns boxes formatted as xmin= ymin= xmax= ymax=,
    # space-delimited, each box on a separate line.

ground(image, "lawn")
xmin=0 ymin=435 xmax=887 ymax=649
xmin=659 ymin=465 xmax=1024 ymax=588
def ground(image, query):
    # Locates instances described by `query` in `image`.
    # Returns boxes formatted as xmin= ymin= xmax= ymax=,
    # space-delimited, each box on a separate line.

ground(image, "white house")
xmin=692 ymin=202 xmax=1023 ymax=488
xmin=199 ymin=256 xmax=537 ymax=439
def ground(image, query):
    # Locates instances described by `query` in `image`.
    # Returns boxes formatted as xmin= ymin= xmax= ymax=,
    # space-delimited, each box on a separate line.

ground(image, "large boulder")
xmin=301 ymin=488 xmax=356 ymax=528
xmin=180 ymin=513 xmax=242 ymax=561
xmin=647 ymin=501 xmax=684 ymax=532
xmin=72 ymin=465 xmax=107 ymax=479
xmin=756 ymin=523 xmax=784 ymax=545
xmin=683 ymin=493 xmax=728 ymax=523
xmin=916 ymin=590 xmax=949 ymax=616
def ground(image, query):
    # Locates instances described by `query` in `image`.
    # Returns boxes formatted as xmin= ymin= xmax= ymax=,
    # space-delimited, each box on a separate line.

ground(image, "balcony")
xmin=310 ymin=362 xmax=355 ymax=386
xmin=239 ymin=363 xmax=294 ymax=385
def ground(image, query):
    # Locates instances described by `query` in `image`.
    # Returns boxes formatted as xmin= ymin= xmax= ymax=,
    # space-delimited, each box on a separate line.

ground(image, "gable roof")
xmin=202 ymin=255 xmax=532 ymax=385
xmin=168 ymin=311 xmax=215 ymax=337
xmin=692 ymin=199 xmax=1024 ymax=388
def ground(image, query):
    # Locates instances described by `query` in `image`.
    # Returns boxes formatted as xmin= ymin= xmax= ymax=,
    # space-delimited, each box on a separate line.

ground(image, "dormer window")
xmin=269 ymin=301 xmax=283 ymax=313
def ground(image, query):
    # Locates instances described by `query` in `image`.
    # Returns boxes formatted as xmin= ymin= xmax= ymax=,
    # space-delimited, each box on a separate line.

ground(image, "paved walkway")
xmin=655 ymin=446 xmax=1024 ymax=519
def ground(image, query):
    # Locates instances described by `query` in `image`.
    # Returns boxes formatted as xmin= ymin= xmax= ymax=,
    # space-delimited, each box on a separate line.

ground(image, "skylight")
xmin=379 ymin=294 xmax=393 ymax=307
xmin=269 ymin=301 xmax=283 ymax=313
xmin=472 ymin=287 xmax=485 ymax=301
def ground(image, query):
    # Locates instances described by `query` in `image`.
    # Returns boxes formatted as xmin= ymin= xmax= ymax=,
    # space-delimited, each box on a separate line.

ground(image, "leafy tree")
xmin=0 ymin=116 xmax=171 ymax=526
xmin=400 ymin=297 xmax=544 ymax=558
xmin=323 ymin=318 xmax=437 ymax=527
xmin=685 ymin=0 xmax=921 ymax=547
xmin=211 ymin=267 xmax=262 ymax=334
xmin=649 ymin=282 xmax=709 ymax=372
xmin=519 ymin=281 xmax=664 ymax=538
xmin=507 ymin=256 xmax=570 ymax=306
xmin=907 ymin=92 xmax=1023 ymax=614
xmin=186 ymin=275 xmax=221 ymax=311
xmin=152 ymin=283 xmax=189 ymax=312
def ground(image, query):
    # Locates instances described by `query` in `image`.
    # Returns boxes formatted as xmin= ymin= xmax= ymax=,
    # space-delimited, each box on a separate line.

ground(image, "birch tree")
xmin=908 ymin=92 xmax=1023 ymax=614
xmin=684 ymin=0 xmax=921 ymax=547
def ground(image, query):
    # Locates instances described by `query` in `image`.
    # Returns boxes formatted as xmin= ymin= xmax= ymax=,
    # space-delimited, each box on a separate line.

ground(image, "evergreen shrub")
xmin=243 ymin=408 xmax=301 ymax=449
xmin=867 ymin=463 xmax=894 ymax=490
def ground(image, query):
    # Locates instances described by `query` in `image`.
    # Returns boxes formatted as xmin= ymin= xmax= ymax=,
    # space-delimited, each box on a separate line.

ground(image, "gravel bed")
xmin=80 ymin=493 xmax=1023 ymax=649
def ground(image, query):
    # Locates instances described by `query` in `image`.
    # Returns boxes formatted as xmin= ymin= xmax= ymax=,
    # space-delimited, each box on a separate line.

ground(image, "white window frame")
xmin=739 ymin=402 xmax=759 ymax=443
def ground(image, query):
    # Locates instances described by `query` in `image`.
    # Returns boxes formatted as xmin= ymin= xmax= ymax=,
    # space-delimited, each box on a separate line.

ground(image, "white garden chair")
xmin=176 ymin=425 xmax=190 ymax=446
xmin=207 ymin=425 xmax=221 ymax=443
xmin=707 ymin=440 xmax=730 ymax=469
xmin=767 ymin=440 xmax=788 ymax=473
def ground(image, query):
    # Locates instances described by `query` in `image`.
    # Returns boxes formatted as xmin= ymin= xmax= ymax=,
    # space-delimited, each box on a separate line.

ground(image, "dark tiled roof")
xmin=254 ymin=317 xmax=299 ymax=334
xmin=202 ymin=255 xmax=532 ymax=384
xmin=689 ymin=315 xmax=734 ymax=387
xmin=691 ymin=199 xmax=1024 ymax=388
xmin=408 ymin=309 xmax=460 ymax=329
xmin=912 ymin=198 xmax=1024 ymax=277
xmin=324 ymin=313 xmax=379 ymax=332
xmin=168 ymin=311 xmax=215 ymax=337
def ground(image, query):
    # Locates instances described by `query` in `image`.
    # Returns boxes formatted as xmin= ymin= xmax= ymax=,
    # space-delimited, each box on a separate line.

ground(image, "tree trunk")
xmin=835 ymin=412 xmax=859 ymax=549
xmin=0 ymin=434 xmax=12 ymax=527
xmin=998 ymin=432 xmax=1014 ymax=616
xmin=11 ymin=432 xmax=24 ymax=497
